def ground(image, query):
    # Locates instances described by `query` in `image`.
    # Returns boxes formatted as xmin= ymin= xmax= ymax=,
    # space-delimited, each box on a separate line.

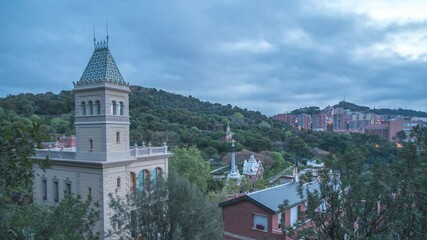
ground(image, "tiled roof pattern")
xmin=247 ymin=181 xmax=320 ymax=212
xmin=78 ymin=47 xmax=125 ymax=84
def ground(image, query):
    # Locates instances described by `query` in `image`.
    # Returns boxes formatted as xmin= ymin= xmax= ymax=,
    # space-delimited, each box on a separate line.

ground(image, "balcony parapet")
xmin=130 ymin=142 xmax=169 ymax=157
xmin=34 ymin=142 xmax=169 ymax=161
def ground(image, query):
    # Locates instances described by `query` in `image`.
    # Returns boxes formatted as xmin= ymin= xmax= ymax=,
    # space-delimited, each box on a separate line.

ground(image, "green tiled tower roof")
xmin=74 ymin=40 xmax=128 ymax=87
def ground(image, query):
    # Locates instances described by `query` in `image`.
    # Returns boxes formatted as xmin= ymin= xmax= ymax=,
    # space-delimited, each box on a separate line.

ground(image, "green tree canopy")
xmin=169 ymin=147 xmax=210 ymax=192
xmin=108 ymin=172 xmax=223 ymax=240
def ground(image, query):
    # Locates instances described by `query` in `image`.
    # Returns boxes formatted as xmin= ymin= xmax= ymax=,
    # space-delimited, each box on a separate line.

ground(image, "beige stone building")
xmin=32 ymin=38 xmax=171 ymax=237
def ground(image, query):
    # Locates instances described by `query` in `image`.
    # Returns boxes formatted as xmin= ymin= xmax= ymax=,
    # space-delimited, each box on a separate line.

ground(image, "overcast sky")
xmin=1 ymin=0 xmax=427 ymax=116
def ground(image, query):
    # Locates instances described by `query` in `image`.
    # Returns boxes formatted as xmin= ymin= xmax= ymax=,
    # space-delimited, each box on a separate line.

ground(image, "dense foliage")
xmin=282 ymin=126 xmax=427 ymax=239
xmin=0 ymin=109 xmax=100 ymax=239
xmin=108 ymin=172 xmax=223 ymax=240
xmin=169 ymin=147 xmax=211 ymax=192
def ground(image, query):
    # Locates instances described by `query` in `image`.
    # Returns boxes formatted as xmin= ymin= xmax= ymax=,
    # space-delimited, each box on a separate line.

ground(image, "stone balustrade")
xmin=34 ymin=142 xmax=169 ymax=161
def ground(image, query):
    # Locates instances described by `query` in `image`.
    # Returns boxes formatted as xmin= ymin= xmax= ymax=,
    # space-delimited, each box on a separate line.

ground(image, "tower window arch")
xmin=137 ymin=170 xmax=151 ymax=192
xmin=119 ymin=102 xmax=124 ymax=115
xmin=88 ymin=101 xmax=93 ymax=115
xmin=81 ymin=101 xmax=86 ymax=115
xmin=95 ymin=100 xmax=101 ymax=115
xmin=112 ymin=101 xmax=117 ymax=115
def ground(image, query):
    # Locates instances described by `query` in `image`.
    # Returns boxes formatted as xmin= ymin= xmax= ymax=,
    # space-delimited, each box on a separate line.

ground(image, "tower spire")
xmin=226 ymin=139 xmax=242 ymax=185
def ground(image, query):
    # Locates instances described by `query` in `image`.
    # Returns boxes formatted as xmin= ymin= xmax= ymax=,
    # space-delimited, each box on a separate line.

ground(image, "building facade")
xmin=32 ymin=39 xmax=171 ymax=237
xmin=220 ymin=180 xmax=319 ymax=240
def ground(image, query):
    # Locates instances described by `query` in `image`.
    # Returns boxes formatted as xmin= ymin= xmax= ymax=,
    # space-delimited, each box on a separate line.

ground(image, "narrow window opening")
xmin=81 ymin=101 xmax=86 ymax=115
xmin=88 ymin=187 xmax=92 ymax=195
xmin=117 ymin=177 xmax=121 ymax=188
xmin=116 ymin=132 xmax=120 ymax=143
xmin=89 ymin=139 xmax=93 ymax=151
xmin=119 ymin=102 xmax=124 ymax=115
xmin=112 ymin=101 xmax=117 ymax=115
xmin=65 ymin=183 xmax=71 ymax=195
xmin=88 ymin=101 xmax=93 ymax=115
xmin=95 ymin=100 xmax=101 ymax=115
xmin=54 ymin=181 xmax=59 ymax=203
xmin=42 ymin=179 xmax=47 ymax=200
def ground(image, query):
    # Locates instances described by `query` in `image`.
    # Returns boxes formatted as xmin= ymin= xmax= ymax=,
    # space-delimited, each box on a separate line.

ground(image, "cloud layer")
xmin=1 ymin=0 xmax=427 ymax=115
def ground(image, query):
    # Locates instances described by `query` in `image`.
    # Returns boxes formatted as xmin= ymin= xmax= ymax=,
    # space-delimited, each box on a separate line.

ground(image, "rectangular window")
xmin=116 ymin=132 xmax=120 ymax=143
xmin=88 ymin=187 xmax=92 ymax=195
xmin=66 ymin=183 xmax=71 ymax=195
xmin=89 ymin=139 xmax=93 ymax=150
xmin=42 ymin=179 xmax=47 ymax=200
xmin=54 ymin=181 xmax=59 ymax=203
xmin=117 ymin=177 xmax=121 ymax=188
xmin=253 ymin=214 xmax=268 ymax=231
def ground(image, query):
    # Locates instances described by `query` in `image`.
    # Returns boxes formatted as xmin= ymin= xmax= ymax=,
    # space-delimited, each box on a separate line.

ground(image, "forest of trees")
xmin=0 ymin=109 xmax=100 ymax=239
xmin=1 ymin=86 xmax=427 ymax=239
xmin=281 ymin=126 xmax=427 ymax=239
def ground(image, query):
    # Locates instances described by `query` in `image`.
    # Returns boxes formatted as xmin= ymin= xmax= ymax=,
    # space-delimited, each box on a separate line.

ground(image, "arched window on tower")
xmin=81 ymin=101 xmax=86 ymax=115
xmin=119 ymin=102 xmax=124 ymax=115
xmin=112 ymin=101 xmax=117 ymax=115
xmin=95 ymin=100 xmax=101 ymax=115
xmin=151 ymin=167 xmax=163 ymax=188
xmin=137 ymin=170 xmax=151 ymax=192
xmin=88 ymin=101 xmax=93 ymax=115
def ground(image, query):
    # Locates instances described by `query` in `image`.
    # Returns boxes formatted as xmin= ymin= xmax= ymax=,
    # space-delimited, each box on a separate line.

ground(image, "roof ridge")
xmin=248 ymin=181 xmax=295 ymax=196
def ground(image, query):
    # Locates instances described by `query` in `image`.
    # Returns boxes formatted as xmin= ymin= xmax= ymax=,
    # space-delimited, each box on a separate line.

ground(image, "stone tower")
xmin=73 ymin=39 xmax=131 ymax=162
xmin=32 ymin=36 xmax=171 ymax=238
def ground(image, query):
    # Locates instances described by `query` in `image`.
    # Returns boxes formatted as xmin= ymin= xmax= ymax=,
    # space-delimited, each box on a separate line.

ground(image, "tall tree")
xmin=0 ymin=109 xmax=100 ymax=239
xmin=285 ymin=129 xmax=427 ymax=239
xmin=108 ymin=172 xmax=223 ymax=240
xmin=169 ymin=147 xmax=210 ymax=192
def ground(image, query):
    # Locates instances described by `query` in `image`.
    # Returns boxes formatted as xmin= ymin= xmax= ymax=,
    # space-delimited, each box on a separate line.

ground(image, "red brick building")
xmin=219 ymin=181 xmax=319 ymax=240
xmin=272 ymin=114 xmax=297 ymax=126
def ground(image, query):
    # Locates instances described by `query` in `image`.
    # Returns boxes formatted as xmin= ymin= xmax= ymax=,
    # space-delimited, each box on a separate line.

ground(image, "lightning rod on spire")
xmin=106 ymin=22 xmax=109 ymax=44
xmin=93 ymin=26 xmax=96 ymax=48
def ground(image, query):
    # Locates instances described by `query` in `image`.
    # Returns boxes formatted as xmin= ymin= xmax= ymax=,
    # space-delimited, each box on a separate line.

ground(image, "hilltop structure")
xmin=32 ymin=37 xmax=171 ymax=237
xmin=225 ymin=122 xmax=234 ymax=142
xmin=226 ymin=140 xmax=242 ymax=185
xmin=242 ymin=154 xmax=264 ymax=183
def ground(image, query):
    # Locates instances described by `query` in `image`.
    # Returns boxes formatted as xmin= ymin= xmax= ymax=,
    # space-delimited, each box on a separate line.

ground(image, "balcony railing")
xmin=34 ymin=142 xmax=169 ymax=160
xmin=130 ymin=142 xmax=169 ymax=157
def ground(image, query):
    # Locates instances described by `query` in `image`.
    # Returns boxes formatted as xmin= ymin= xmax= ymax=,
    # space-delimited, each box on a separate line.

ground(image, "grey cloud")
xmin=1 ymin=0 xmax=427 ymax=116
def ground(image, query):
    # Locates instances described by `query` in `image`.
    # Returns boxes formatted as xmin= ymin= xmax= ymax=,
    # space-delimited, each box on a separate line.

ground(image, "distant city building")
xmin=333 ymin=113 xmax=346 ymax=131
xmin=272 ymin=114 xmax=296 ymax=126
xmin=32 ymin=38 xmax=171 ymax=237
xmin=274 ymin=106 xmax=424 ymax=141
xmin=362 ymin=118 xmax=424 ymax=142
xmin=296 ymin=114 xmax=312 ymax=130
xmin=311 ymin=113 xmax=327 ymax=131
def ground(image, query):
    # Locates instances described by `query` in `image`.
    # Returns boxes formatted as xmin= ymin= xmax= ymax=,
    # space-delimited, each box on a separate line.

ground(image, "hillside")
xmin=0 ymin=86 xmax=398 ymax=167
xmin=333 ymin=101 xmax=427 ymax=117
